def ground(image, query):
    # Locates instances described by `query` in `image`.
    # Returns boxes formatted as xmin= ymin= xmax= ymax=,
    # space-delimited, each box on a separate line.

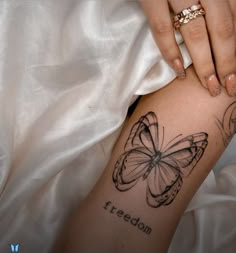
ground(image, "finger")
xmin=169 ymin=0 xmax=221 ymax=97
xmin=139 ymin=0 xmax=186 ymax=79
xmin=201 ymin=0 xmax=236 ymax=97
xmin=229 ymin=0 xmax=236 ymax=33
xmin=229 ymin=0 xmax=236 ymax=46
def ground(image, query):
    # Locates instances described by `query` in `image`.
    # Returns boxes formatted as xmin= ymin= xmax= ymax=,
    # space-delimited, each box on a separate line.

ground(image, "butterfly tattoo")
xmin=113 ymin=112 xmax=208 ymax=208
xmin=216 ymin=101 xmax=236 ymax=147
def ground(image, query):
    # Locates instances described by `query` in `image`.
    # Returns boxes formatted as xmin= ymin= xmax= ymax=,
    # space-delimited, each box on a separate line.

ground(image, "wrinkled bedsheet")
xmin=0 ymin=0 xmax=235 ymax=252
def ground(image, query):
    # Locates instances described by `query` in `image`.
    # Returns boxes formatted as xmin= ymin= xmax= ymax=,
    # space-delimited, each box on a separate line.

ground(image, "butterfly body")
xmin=113 ymin=112 xmax=208 ymax=208
xmin=152 ymin=151 xmax=162 ymax=165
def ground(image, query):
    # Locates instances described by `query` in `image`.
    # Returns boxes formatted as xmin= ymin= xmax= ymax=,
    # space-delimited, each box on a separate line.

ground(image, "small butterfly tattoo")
xmin=113 ymin=112 xmax=208 ymax=208
xmin=216 ymin=101 xmax=236 ymax=147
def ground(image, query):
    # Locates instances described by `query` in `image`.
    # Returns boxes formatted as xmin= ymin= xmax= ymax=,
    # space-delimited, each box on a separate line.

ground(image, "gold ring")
xmin=173 ymin=4 xmax=206 ymax=30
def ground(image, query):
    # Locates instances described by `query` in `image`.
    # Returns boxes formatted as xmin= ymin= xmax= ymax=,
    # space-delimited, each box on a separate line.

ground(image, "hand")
xmin=139 ymin=0 xmax=236 ymax=97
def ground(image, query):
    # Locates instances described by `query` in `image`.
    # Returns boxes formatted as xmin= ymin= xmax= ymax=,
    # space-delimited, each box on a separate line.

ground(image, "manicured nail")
xmin=173 ymin=58 xmax=186 ymax=80
xmin=225 ymin=74 xmax=236 ymax=97
xmin=207 ymin=74 xmax=221 ymax=97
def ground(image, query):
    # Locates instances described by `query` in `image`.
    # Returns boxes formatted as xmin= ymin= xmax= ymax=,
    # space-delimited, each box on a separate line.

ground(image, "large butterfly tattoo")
xmin=113 ymin=112 xmax=208 ymax=208
xmin=216 ymin=101 xmax=236 ymax=147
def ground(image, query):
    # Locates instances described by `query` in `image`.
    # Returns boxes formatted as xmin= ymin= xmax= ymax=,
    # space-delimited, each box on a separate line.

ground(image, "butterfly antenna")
xmin=162 ymin=134 xmax=182 ymax=152
xmin=160 ymin=127 xmax=165 ymax=151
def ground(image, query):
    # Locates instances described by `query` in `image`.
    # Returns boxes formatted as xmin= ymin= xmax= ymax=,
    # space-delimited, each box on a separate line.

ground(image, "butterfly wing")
xmin=215 ymin=102 xmax=236 ymax=146
xmin=223 ymin=102 xmax=236 ymax=135
xmin=113 ymin=112 xmax=160 ymax=191
xmin=146 ymin=162 xmax=182 ymax=207
xmin=113 ymin=148 xmax=153 ymax=191
xmin=146 ymin=133 xmax=208 ymax=207
xmin=10 ymin=244 xmax=14 ymax=252
xmin=124 ymin=112 xmax=159 ymax=154
xmin=222 ymin=101 xmax=236 ymax=144
xmin=162 ymin=133 xmax=208 ymax=177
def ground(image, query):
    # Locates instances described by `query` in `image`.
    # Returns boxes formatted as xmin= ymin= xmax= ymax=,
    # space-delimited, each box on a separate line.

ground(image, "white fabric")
xmin=0 ymin=0 xmax=235 ymax=252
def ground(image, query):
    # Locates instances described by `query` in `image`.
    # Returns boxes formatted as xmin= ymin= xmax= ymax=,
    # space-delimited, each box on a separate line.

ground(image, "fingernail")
xmin=173 ymin=58 xmax=186 ymax=80
xmin=207 ymin=74 xmax=221 ymax=97
xmin=225 ymin=74 xmax=236 ymax=97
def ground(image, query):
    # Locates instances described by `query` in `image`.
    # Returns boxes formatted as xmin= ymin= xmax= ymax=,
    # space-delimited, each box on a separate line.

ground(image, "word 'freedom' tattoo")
xmin=113 ymin=112 xmax=208 ymax=208
xmin=103 ymin=201 xmax=152 ymax=235
xmin=216 ymin=101 xmax=236 ymax=147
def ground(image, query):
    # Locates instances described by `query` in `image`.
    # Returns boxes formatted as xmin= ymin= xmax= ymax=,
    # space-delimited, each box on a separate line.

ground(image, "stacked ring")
xmin=173 ymin=4 xmax=206 ymax=29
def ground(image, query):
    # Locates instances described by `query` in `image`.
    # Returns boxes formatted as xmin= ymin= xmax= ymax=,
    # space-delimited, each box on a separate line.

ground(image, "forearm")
xmin=51 ymin=67 xmax=236 ymax=253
